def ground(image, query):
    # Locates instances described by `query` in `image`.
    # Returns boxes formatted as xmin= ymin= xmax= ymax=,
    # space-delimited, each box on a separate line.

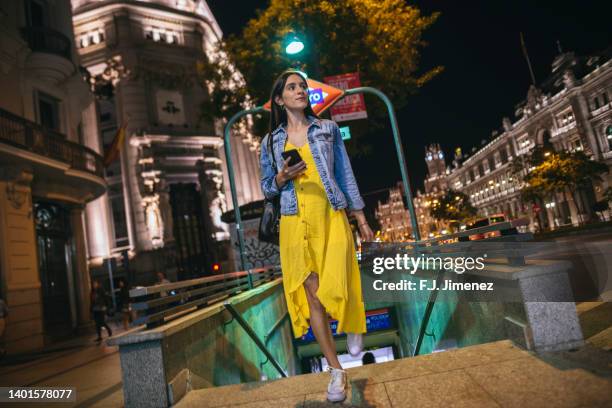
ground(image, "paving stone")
xmin=220 ymin=395 xmax=305 ymax=408
xmin=384 ymin=369 xmax=499 ymax=408
xmin=465 ymin=356 xmax=612 ymax=408
xmin=304 ymin=381 xmax=391 ymax=407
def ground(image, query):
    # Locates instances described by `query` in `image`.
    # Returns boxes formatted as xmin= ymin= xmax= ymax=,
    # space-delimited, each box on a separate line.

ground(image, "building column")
xmin=70 ymin=207 xmax=93 ymax=330
xmin=0 ymin=168 xmax=44 ymax=353
xmin=116 ymin=78 xmax=150 ymax=252
xmin=573 ymin=94 xmax=602 ymax=159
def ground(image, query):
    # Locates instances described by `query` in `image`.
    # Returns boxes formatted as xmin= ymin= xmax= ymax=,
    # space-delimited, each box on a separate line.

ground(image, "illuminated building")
xmin=72 ymin=0 xmax=262 ymax=281
xmin=430 ymin=49 xmax=612 ymax=231
xmin=375 ymin=184 xmax=412 ymax=241
xmin=0 ymin=0 xmax=106 ymax=352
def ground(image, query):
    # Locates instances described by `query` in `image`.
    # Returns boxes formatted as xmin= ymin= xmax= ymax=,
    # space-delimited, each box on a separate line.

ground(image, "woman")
xmin=90 ymin=280 xmax=112 ymax=342
xmin=260 ymin=70 xmax=374 ymax=402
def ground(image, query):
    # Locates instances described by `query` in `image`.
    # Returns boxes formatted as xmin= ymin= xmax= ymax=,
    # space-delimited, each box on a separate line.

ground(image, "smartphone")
xmin=281 ymin=149 xmax=304 ymax=166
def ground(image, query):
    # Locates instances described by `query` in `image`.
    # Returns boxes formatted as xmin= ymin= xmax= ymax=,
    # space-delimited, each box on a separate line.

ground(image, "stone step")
xmin=176 ymin=340 xmax=612 ymax=407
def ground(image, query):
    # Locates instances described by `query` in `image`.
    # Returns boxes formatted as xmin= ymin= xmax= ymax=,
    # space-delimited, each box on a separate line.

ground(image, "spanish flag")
xmin=103 ymin=121 xmax=127 ymax=167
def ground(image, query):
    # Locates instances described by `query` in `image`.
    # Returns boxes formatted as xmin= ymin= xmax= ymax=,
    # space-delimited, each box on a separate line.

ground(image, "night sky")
xmin=208 ymin=0 xmax=611 ymax=210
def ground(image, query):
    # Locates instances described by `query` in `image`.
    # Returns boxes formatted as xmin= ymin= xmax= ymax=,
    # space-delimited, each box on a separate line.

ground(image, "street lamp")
xmin=283 ymin=32 xmax=314 ymax=76
xmin=284 ymin=33 xmax=305 ymax=56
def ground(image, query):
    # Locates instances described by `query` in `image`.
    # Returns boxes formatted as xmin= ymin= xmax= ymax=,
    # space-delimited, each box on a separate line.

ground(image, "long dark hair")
xmin=268 ymin=70 xmax=317 ymax=135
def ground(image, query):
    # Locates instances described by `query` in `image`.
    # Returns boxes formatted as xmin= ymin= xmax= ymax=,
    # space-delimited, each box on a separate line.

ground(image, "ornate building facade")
xmin=375 ymin=184 xmax=412 ymax=242
xmin=431 ymin=49 xmax=612 ymax=231
xmin=374 ymin=145 xmax=451 ymax=241
xmin=72 ymin=0 xmax=262 ymax=282
xmin=0 ymin=0 xmax=106 ymax=352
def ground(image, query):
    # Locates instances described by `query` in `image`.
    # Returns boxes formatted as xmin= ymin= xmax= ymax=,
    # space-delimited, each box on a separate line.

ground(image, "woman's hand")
xmin=350 ymin=210 xmax=374 ymax=241
xmin=358 ymin=221 xmax=374 ymax=242
xmin=276 ymin=157 xmax=306 ymax=188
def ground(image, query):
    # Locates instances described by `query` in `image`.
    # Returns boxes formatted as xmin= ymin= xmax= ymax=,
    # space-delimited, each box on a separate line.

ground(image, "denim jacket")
xmin=259 ymin=116 xmax=365 ymax=215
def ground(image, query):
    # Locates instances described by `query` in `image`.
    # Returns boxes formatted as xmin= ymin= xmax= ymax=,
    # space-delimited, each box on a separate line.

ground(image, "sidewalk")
xmin=1 ymin=302 xmax=610 ymax=407
xmin=0 ymin=320 xmax=126 ymax=407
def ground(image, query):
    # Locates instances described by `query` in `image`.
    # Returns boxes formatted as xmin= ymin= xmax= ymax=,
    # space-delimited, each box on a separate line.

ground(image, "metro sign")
xmin=263 ymin=78 xmax=344 ymax=115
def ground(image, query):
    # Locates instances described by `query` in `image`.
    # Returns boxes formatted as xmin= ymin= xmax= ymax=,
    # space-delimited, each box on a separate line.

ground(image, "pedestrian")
xmin=259 ymin=70 xmax=374 ymax=402
xmin=118 ymin=279 xmax=131 ymax=330
xmin=0 ymin=296 xmax=8 ymax=358
xmin=90 ymin=280 xmax=112 ymax=342
xmin=362 ymin=351 xmax=376 ymax=365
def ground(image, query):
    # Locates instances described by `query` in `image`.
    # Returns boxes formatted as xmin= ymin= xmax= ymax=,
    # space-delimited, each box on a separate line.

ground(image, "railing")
xmin=129 ymin=266 xmax=282 ymax=329
xmin=224 ymin=302 xmax=288 ymax=378
xmin=20 ymin=26 xmax=72 ymax=60
xmin=368 ymin=220 xmax=535 ymax=356
xmin=0 ymin=108 xmax=104 ymax=178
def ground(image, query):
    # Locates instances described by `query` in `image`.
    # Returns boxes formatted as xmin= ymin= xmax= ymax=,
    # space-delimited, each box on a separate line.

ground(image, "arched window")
xmin=606 ymin=125 xmax=612 ymax=150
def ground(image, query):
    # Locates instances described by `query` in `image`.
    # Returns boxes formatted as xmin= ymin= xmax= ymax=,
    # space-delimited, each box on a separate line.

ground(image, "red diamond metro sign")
xmin=263 ymin=78 xmax=345 ymax=115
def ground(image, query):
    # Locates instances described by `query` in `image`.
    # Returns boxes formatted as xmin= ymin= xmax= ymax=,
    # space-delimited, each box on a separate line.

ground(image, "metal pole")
xmin=223 ymin=106 xmax=266 ymax=274
xmin=344 ymin=87 xmax=421 ymax=241
xmin=105 ymin=258 xmax=117 ymax=311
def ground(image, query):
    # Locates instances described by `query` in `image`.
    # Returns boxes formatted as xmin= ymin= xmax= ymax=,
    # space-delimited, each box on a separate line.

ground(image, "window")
xmin=594 ymin=97 xmax=600 ymax=110
xmin=604 ymin=93 xmax=609 ymax=105
xmin=145 ymin=27 xmax=179 ymax=44
xmin=79 ymin=30 xmax=105 ymax=48
xmin=37 ymin=92 xmax=60 ymax=131
xmin=557 ymin=109 xmax=575 ymax=126
xmin=110 ymin=194 xmax=129 ymax=248
xmin=478 ymin=163 xmax=485 ymax=177
xmin=499 ymin=148 xmax=508 ymax=164
xmin=606 ymin=125 xmax=612 ymax=150
xmin=488 ymin=156 xmax=496 ymax=171
xmin=25 ymin=0 xmax=48 ymax=27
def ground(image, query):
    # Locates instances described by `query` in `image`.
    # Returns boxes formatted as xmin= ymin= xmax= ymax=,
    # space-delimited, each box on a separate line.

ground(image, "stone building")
xmin=0 ymin=0 xmax=106 ymax=352
xmin=374 ymin=183 xmax=412 ymax=242
xmin=71 ymin=0 xmax=262 ymax=282
xmin=374 ymin=145 xmax=451 ymax=241
xmin=432 ymin=49 xmax=612 ymax=231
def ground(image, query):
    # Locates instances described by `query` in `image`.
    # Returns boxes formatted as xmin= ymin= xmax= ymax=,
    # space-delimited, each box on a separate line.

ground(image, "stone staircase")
xmin=175 ymin=340 xmax=612 ymax=407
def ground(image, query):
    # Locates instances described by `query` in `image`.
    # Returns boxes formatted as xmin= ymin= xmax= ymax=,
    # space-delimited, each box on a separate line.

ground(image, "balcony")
xmin=20 ymin=26 xmax=74 ymax=83
xmin=0 ymin=107 xmax=106 ymax=202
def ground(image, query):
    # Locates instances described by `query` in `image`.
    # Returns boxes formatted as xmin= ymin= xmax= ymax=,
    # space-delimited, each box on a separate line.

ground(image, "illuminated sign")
xmin=263 ymin=78 xmax=344 ymax=115
xmin=340 ymin=126 xmax=351 ymax=141
xmin=300 ymin=308 xmax=391 ymax=343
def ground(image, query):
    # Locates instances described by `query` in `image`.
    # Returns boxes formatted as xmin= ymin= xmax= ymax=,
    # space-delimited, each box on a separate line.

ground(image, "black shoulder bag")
xmin=258 ymin=134 xmax=280 ymax=245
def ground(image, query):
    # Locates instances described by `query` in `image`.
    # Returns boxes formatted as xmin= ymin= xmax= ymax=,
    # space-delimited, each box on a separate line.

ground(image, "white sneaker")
xmin=327 ymin=367 xmax=347 ymax=402
xmin=347 ymin=333 xmax=363 ymax=357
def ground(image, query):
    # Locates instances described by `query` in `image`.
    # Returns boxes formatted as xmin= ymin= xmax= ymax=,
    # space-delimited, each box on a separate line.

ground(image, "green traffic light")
xmin=285 ymin=39 xmax=304 ymax=55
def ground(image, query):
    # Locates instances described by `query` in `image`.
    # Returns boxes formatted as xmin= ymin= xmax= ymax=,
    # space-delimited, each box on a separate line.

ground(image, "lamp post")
xmin=284 ymin=33 xmax=305 ymax=56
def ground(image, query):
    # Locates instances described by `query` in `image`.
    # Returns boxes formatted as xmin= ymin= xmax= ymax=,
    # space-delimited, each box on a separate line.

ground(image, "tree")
xmin=199 ymin=0 xmax=442 ymax=153
xmin=521 ymin=151 xmax=608 ymax=225
xmin=430 ymin=190 xmax=477 ymax=227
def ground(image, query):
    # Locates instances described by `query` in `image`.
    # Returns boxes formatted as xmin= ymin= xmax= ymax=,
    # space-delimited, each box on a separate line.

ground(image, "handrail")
xmin=224 ymin=302 xmax=288 ymax=378
xmin=407 ymin=221 xmax=534 ymax=356
xmin=0 ymin=107 xmax=104 ymax=178
xmin=129 ymin=266 xmax=282 ymax=328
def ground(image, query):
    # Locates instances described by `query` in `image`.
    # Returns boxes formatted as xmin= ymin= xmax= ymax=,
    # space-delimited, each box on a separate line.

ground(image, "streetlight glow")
xmin=285 ymin=39 xmax=304 ymax=55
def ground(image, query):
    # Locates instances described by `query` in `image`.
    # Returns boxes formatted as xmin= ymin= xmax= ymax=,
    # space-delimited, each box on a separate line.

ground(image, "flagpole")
xmin=520 ymin=32 xmax=537 ymax=85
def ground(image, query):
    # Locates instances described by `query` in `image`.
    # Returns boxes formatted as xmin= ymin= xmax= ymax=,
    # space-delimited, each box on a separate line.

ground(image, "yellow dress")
xmin=280 ymin=140 xmax=366 ymax=338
